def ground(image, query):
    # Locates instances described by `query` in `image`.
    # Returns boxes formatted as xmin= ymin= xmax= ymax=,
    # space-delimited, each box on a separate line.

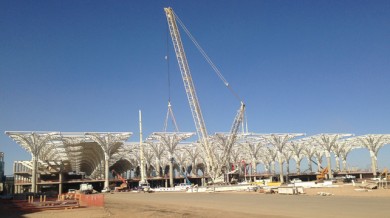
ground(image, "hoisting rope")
xmin=164 ymin=25 xmax=179 ymax=132
xmin=166 ymin=25 xmax=171 ymax=103
xmin=173 ymin=11 xmax=244 ymax=103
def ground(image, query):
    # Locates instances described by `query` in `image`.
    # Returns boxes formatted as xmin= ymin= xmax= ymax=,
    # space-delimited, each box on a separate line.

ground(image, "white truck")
xmin=139 ymin=182 xmax=151 ymax=193
xmin=175 ymin=183 xmax=192 ymax=191
xmin=80 ymin=183 xmax=93 ymax=194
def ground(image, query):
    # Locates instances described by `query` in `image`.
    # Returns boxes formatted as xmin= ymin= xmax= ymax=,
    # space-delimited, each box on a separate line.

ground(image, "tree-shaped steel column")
xmin=146 ymin=141 xmax=166 ymax=177
xmin=148 ymin=132 xmax=194 ymax=187
xmin=229 ymin=146 xmax=244 ymax=175
xmin=262 ymin=146 xmax=278 ymax=174
xmin=333 ymin=139 xmax=360 ymax=172
xmin=143 ymin=148 xmax=155 ymax=177
xmin=174 ymin=149 xmax=189 ymax=182
xmin=85 ymin=132 xmax=132 ymax=189
xmin=6 ymin=131 xmax=58 ymax=193
xmin=262 ymin=134 xmax=304 ymax=183
xmin=184 ymin=144 xmax=201 ymax=176
xmin=242 ymin=139 xmax=264 ymax=176
xmin=109 ymin=143 xmax=135 ymax=175
xmin=313 ymin=147 xmax=324 ymax=172
xmin=355 ymin=134 xmax=390 ymax=176
xmin=303 ymin=143 xmax=316 ymax=173
xmin=288 ymin=141 xmax=306 ymax=175
xmin=281 ymin=148 xmax=293 ymax=176
xmin=312 ymin=134 xmax=353 ymax=178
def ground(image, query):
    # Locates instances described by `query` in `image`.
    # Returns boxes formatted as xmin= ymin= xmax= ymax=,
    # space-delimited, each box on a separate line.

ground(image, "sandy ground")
xmin=2 ymin=184 xmax=390 ymax=218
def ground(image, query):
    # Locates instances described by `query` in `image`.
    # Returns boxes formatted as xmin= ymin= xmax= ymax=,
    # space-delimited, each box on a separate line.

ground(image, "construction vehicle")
xmin=79 ymin=183 xmax=93 ymax=194
xmin=379 ymin=168 xmax=388 ymax=179
xmin=175 ymin=183 xmax=192 ymax=191
xmin=377 ymin=168 xmax=389 ymax=189
xmin=316 ymin=167 xmax=329 ymax=181
xmin=111 ymin=170 xmax=129 ymax=192
xmin=175 ymin=171 xmax=192 ymax=190
xmin=138 ymin=181 xmax=152 ymax=193
xmin=164 ymin=7 xmax=245 ymax=183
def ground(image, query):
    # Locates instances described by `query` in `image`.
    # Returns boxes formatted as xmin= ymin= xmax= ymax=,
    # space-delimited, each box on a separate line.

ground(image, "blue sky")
xmin=1 ymin=1 xmax=389 ymax=175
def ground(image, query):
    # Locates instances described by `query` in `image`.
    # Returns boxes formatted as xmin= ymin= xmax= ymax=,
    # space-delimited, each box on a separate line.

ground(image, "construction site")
xmin=1 ymin=6 xmax=390 ymax=218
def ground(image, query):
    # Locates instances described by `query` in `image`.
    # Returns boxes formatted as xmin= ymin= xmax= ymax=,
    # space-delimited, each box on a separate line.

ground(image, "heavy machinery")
xmin=164 ymin=7 xmax=245 ymax=183
xmin=316 ymin=167 xmax=329 ymax=181
xmin=378 ymin=168 xmax=389 ymax=189
xmin=111 ymin=170 xmax=129 ymax=192
xmin=379 ymin=168 xmax=389 ymax=179
xmin=79 ymin=183 xmax=93 ymax=194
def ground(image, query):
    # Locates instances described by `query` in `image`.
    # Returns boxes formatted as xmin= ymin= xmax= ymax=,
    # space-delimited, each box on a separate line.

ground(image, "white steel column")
xmin=139 ymin=110 xmax=147 ymax=184
xmin=303 ymin=144 xmax=315 ymax=173
xmin=289 ymin=141 xmax=305 ymax=175
xmin=5 ymin=132 xmax=57 ymax=193
xmin=335 ymin=139 xmax=359 ymax=172
xmin=104 ymin=153 xmax=110 ymax=188
xmin=312 ymin=134 xmax=353 ymax=179
xmin=313 ymin=148 xmax=324 ymax=172
xmin=86 ymin=132 xmax=132 ymax=189
xmin=31 ymin=156 xmax=37 ymax=193
xmin=59 ymin=172 xmax=63 ymax=194
xmin=263 ymin=134 xmax=304 ymax=183
xmin=355 ymin=134 xmax=390 ymax=177
xmin=147 ymin=132 xmax=194 ymax=187
xmin=169 ymin=156 xmax=174 ymax=187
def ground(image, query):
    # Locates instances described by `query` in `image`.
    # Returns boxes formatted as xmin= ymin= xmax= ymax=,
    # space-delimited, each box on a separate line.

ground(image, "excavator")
xmin=378 ymin=168 xmax=389 ymax=189
xmin=379 ymin=168 xmax=389 ymax=180
xmin=111 ymin=170 xmax=129 ymax=192
xmin=316 ymin=167 xmax=328 ymax=181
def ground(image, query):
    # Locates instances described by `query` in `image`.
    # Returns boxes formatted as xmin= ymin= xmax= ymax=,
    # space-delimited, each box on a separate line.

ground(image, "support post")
xmin=104 ymin=154 xmax=109 ymax=189
xmin=278 ymin=153 xmax=284 ymax=183
xmin=59 ymin=173 xmax=63 ymax=194
xmin=31 ymin=156 xmax=37 ymax=193
xmin=335 ymin=155 xmax=340 ymax=172
xmin=139 ymin=110 xmax=147 ymax=184
xmin=370 ymin=151 xmax=377 ymax=177
xmin=169 ymin=157 xmax=174 ymax=188
xmin=325 ymin=152 xmax=332 ymax=179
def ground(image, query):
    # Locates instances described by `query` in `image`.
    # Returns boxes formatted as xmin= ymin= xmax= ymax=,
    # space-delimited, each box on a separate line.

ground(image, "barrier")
xmin=78 ymin=194 xmax=104 ymax=207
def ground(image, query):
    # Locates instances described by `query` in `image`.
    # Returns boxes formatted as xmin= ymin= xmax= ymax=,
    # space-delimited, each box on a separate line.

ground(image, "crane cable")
xmin=166 ymin=25 xmax=171 ymax=103
xmin=164 ymin=25 xmax=179 ymax=132
xmin=173 ymin=11 xmax=244 ymax=103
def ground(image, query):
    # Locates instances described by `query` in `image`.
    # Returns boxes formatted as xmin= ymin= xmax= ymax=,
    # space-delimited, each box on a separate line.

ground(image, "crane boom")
xmin=164 ymin=8 xmax=213 ymax=164
xmin=223 ymin=102 xmax=245 ymax=163
xmin=112 ymin=169 xmax=126 ymax=184
xmin=164 ymin=7 xmax=245 ymax=181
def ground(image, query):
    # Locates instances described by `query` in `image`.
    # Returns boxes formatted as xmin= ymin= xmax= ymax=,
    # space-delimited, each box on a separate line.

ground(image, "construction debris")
xmin=354 ymin=189 xmax=369 ymax=192
xmin=278 ymin=186 xmax=305 ymax=195
xmin=359 ymin=183 xmax=378 ymax=190
xmin=317 ymin=192 xmax=333 ymax=196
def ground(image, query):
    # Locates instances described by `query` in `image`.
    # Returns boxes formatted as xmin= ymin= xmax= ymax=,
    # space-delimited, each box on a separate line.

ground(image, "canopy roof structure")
xmin=5 ymin=130 xmax=390 ymax=190
xmin=5 ymin=131 xmax=132 ymax=177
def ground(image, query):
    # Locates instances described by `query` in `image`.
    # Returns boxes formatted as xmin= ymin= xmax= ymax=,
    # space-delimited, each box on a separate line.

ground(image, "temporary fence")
xmin=77 ymin=193 xmax=104 ymax=207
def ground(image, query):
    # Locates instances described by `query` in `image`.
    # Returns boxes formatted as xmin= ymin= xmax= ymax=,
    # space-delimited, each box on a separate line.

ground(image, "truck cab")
xmin=79 ymin=183 xmax=93 ymax=194
xmin=175 ymin=183 xmax=191 ymax=191
xmin=139 ymin=182 xmax=151 ymax=192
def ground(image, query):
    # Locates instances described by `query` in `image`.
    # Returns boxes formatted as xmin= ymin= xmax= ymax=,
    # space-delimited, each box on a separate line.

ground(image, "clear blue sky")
xmin=1 ymin=1 xmax=389 ymax=175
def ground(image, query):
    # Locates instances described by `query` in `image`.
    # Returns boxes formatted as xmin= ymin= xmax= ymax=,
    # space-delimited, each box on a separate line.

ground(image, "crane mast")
xmin=164 ymin=7 xmax=245 ymax=181
xmin=223 ymin=102 xmax=245 ymax=164
xmin=164 ymin=8 xmax=213 ymax=163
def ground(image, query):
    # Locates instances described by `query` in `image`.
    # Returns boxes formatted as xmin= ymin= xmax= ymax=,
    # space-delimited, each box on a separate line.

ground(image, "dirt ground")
xmin=2 ymin=184 xmax=390 ymax=218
